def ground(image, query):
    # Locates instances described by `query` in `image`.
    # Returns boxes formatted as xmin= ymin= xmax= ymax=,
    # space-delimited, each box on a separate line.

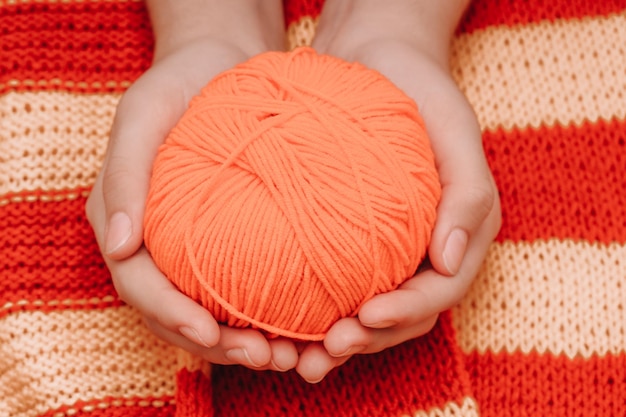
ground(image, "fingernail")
xmin=442 ymin=228 xmax=468 ymax=275
xmin=361 ymin=319 xmax=398 ymax=329
xmin=105 ymin=212 xmax=132 ymax=254
xmin=306 ymin=375 xmax=326 ymax=384
xmin=225 ymin=348 xmax=260 ymax=367
xmin=179 ymin=326 xmax=213 ymax=348
xmin=333 ymin=345 xmax=366 ymax=357
xmin=270 ymin=359 xmax=289 ymax=372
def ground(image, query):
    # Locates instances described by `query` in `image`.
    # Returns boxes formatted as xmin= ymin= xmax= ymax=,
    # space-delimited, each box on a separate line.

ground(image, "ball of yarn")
xmin=143 ymin=47 xmax=441 ymax=341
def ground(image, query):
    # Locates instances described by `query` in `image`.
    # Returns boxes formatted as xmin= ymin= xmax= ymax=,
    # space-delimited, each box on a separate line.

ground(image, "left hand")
xmin=296 ymin=0 xmax=502 ymax=383
xmin=85 ymin=0 xmax=296 ymax=371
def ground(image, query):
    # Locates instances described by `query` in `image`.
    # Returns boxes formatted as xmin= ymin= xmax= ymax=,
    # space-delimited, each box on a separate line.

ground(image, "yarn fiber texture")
xmin=143 ymin=47 xmax=441 ymax=341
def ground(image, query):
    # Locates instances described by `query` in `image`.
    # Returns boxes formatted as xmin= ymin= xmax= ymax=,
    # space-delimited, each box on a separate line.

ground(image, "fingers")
xmin=298 ymin=216 xmax=502 ymax=384
xmin=324 ymin=316 xmax=439 ymax=357
xmin=428 ymin=176 xmax=498 ymax=276
xmin=357 ymin=287 xmax=437 ymax=329
xmin=359 ymin=194 xmax=500 ymax=328
xmin=146 ymin=318 xmax=298 ymax=371
xmin=112 ymin=249 xmax=222 ymax=346
xmin=359 ymin=270 xmax=470 ymax=330
xmin=104 ymin=241 xmax=296 ymax=371
xmin=296 ymin=315 xmax=438 ymax=383
xmin=88 ymin=177 xmax=220 ymax=341
xmin=88 ymin=183 xmax=298 ymax=371
xmin=146 ymin=319 xmax=297 ymax=371
xmin=296 ymin=343 xmax=352 ymax=383
xmin=91 ymin=176 xmax=299 ymax=373
xmin=267 ymin=338 xmax=300 ymax=372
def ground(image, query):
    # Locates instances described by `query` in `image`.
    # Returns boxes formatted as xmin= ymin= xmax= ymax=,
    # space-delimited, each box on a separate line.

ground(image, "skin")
xmin=86 ymin=0 xmax=501 ymax=381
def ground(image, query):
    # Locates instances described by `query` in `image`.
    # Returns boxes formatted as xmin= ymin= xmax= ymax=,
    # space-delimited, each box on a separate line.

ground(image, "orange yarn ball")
xmin=143 ymin=47 xmax=441 ymax=341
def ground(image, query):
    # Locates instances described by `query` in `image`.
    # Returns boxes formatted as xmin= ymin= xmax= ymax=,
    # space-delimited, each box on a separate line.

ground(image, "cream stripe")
xmin=1 ymin=295 xmax=118 ymax=313
xmin=0 ymin=306 xmax=179 ymax=417
xmin=0 ymin=91 xmax=117 ymax=196
xmin=451 ymin=12 xmax=626 ymax=130
xmin=46 ymin=398 xmax=174 ymax=417
xmin=0 ymin=189 xmax=91 ymax=207
xmin=0 ymin=78 xmax=132 ymax=92
xmin=286 ymin=16 xmax=318 ymax=51
xmin=453 ymin=239 xmax=626 ymax=358
xmin=408 ymin=397 xmax=479 ymax=417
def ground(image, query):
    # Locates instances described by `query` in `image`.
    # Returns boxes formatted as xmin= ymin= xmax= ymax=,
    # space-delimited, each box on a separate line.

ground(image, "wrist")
xmin=147 ymin=0 xmax=284 ymax=60
xmin=313 ymin=0 xmax=469 ymax=67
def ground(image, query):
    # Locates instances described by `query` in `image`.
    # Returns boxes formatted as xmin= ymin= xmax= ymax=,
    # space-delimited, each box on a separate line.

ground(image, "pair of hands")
xmin=86 ymin=0 xmax=501 ymax=383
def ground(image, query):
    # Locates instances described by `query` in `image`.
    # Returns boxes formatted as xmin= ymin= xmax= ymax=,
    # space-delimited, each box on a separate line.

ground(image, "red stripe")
xmin=485 ymin=118 xmax=626 ymax=244
xmin=176 ymin=368 xmax=215 ymax=417
xmin=283 ymin=0 xmax=324 ymax=27
xmin=460 ymin=0 xmax=626 ymax=34
xmin=282 ymin=0 xmax=626 ymax=32
xmin=6 ymin=1 xmax=624 ymax=93
xmin=0 ymin=197 xmax=118 ymax=312
xmin=205 ymin=312 xmax=472 ymax=416
xmin=465 ymin=350 xmax=626 ymax=417
xmin=0 ymin=2 xmax=153 ymax=93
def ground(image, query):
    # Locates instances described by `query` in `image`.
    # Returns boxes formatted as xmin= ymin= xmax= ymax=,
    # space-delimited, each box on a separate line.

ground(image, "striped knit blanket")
xmin=1 ymin=1 xmax=625 ymax=416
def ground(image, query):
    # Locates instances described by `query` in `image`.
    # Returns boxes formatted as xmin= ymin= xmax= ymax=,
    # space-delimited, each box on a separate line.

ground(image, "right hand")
xmin=295 ymin=0 xmax=501 ymax=382
xmin=86 ymin=0 xmax=298 ymax=372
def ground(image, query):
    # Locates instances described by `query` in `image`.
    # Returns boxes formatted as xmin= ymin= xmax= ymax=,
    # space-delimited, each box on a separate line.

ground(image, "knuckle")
xmin=458 ymin=181 xmax=498 ymax=229
xmin=102 ymin=161 xmax=131 ymax=189
xmin=101 ymin=162 xmax=143 ymax=202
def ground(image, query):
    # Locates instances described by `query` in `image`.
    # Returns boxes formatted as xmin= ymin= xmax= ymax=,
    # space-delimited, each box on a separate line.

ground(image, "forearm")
xmin=313 ymin=0 xmax=469 ymax=66
xmin=146 ymin=0 xmax=285 ymax=60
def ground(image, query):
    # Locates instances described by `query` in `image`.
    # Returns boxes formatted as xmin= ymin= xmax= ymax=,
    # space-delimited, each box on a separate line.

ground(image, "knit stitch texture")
xmin=1 ymin=1 xmax=625 ymax=416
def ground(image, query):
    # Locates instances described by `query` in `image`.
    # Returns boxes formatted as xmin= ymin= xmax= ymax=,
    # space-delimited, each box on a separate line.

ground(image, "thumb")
xmin=101 ymin=79 xmax=186 ymax=259
xmin=428 ymin=177 xmax=497 ymax=276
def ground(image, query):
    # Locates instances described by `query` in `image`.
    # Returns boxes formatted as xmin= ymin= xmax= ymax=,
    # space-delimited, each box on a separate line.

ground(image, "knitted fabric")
xmin=1 ymin=1 xmax=625 ymax=416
